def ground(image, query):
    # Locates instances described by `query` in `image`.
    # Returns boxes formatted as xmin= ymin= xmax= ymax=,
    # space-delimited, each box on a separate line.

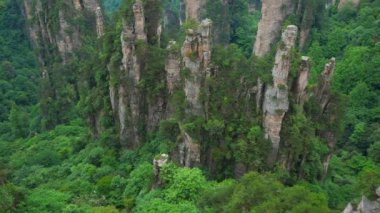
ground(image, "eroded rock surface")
xmin=294 ymin=56 xmax=310 ymax=107
xmin=182 ymin=19 xmax=212 ymax=115
xmin=110 ymin=0 xmax=147 ymax=147
xmin=253 ymin=0 xmax=294 ymax=57
xmin=185 ymin=0 xmax=205 ymax=21
xmin=314 ymin=58 xmax=338 ymax=178
xmin=263 ymin=25 xmax=298 ymax=165
xmin=344 ymin=189 xmax=380 ymax=213
xmin=179 ymin=132 xmax=201 ymax=167
xmin=153 ymin=154 xmax=169 ymax=187
xmin=166 ymin=41 xmax=181 ymax=95
xmin=23 ymin=0 xmax=104 ymax=64
xmin=315 ymin=58 xmax=336 ymax=112
xmin=254 ymin=0 xmax=295 ymax=111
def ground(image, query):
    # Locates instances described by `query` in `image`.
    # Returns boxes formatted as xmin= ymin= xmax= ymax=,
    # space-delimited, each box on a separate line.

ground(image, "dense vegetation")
xmin=0 ymin=0 xmax=379 ymax=212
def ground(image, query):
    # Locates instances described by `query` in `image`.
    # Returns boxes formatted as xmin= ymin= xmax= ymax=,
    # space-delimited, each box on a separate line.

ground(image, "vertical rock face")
xmin=23 ymin=0 xmax=104 ymax=62
xmin=165 ymin=41 xmax=181 ymax=118
xmin=167 ymin=18 xmax=212 ymax=167
xmin=95 ymin=6 xmax=105 ymax=37
xmin=153 ymin=154 xmax=169 ymax=187
xmin=294 ymin=56 xmax=310 ymax=107
xmin=299 ymin=26 xmax=310 ymax=51
xmin=166 ymin=41 xmax=181 ymax=96
xmin=182 ymin=19 xmax=212 ymax=115
xmin=111 ymin=0 xmax=147 ymax=148
xmin=110 ymin=0 xmax=165 ymax=146
xmin=81 ymin=0 xmax=105 ymax=38
xmin=179 ymin=132 xmax=201 ymax=167
xmin=338 ymin=0 xmax=360 ymax=10
xmin=314 ymin=58 xmax=338 ymax=178
xmin=263 ymin=25 xmax=298 ymax=165
xmin=23 ymin=0 xmax=51 ymax=77
xmin=344 ymin=191 xmax=380 ymax=213
xmin=133 ymin=1 xmax=148 ymax=41
xmin=253 ymin=0 xmax=294 ymax=57
xmin=185 ymin=0 xmax=205 ymax=21
xmin=315 ymin=58 xmax=336 ymax=112
xmin=72 ymin=0 xmax=82 ymax=10
xmin=56 ymin=10 xmax=80 ymax=63
xmin=254 ymin=0 xmax=295 ymax=111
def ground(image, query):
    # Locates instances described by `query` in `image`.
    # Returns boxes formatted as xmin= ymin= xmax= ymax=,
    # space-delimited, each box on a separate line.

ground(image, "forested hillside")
xmin=0 ymin=0 xmax=379 ymax=212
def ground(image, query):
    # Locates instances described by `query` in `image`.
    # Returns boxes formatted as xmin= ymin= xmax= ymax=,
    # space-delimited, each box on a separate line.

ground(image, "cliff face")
xmin=185 ymin=0 xmax=205 ymax=21
xmin=263 ymin=25 xmax=298 ymax=165
xmin=315 ymin=58 xmax=336 ymax=113
xmin=178 ymin=131 xmax=201 ymax=167
xmin=314 ymin=58 xmax=338 ymax=176
xmin=23 ymin=0 xmax=104 ymax=64
xmin=165 ymin=41 xmax=181 ymax=116
xmin=110 ymin=0 xmax=147 ymax=147
xmin=23 ymin=0 xmax=105 ymax=127
xmin=182 ymin=19 xmax=212 ymax=115
xmin=294 ymin=56 xmax=310 ymax=107
xmin=109 ymin=0 xmax=167 ymax=147
xmin=254 ymin=0 xmax=295 ymax=112
xmin=344 ymin=188 xmax=380 ymax=213
xmin=253 ymin=0 xmax=294 ymax=57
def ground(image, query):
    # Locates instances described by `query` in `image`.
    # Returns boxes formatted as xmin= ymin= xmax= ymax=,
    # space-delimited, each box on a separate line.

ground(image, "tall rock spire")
xmin=262 ymin=25 xmax=298 ymax=165
xmin=253 ymin=0 xmax=295 ymax=111
xmin=185 ymin=0 xmax=205 ymax=21
xmin=253 ymin=0 xmax=294 ymax=57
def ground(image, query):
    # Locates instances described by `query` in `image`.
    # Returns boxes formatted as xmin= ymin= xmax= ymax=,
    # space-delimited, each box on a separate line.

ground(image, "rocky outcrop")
xmin=263 ymin=25 xmax=298 ymax=165
xmin=344 ymin=187 xmax=380 ymax=213
xmin=95 ymin=6 xmax=105 ymax=37
xmin=165 ymin=41 xmax=181 ymax=117
xmin=133 ymin=1 xmax=148 ymax=41
xmin=314 ymin=58 xmax=338 ymax=178
xmin=185 ymin=0 xmax=205 ymax=21
xmin=254 ymin=0 xmax=295 ymax=111
xmin=153 ymin=154 xmax=169 ymax=187
xmin=315 ymin=58 xmax=336 ymax=112
xmin=80 ymin=0 xmax=105 ymax=37
xmin=179 ymin=132 xmax=201 ymax=167
xmin=182 ymin=19 xmax=212 ymax=115
xmin=253 ymin=0 xmax=294 ymax=57
xmin=109 ymin=0 xmax=147 ymax=147
xmin=299 ymin=25 xmax=310 ymax=51
xmin=166 ymin=41 xmax=181 ymax=95
xmin=169 ymin=19 xmax=212 ymax=167
xmin=109 ymin=0 xmax=167 ymax=146
xmin=56 ymin=10 xmax=80 ymax=63
xmin=23 ymin=0 xmax=104 ymax=63
xmin=294 ymin=56 xmax=310 ymax=107
xmin=338 ymin=0 xmax=360 ymax=10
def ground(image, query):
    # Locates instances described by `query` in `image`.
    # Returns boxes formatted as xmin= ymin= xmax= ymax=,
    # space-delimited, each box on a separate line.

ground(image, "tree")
xmin=226 ymin=172 xmax=283 ymax=212
xmin=368 ymin=141 xmax=380 ymax=164
xmin=135 ymin=199 xmax=199 ymax=213
xmin=24 ymin=188 xmax=70 ymax=213
xmin=164 ymin=167 xmax=207 ymax=203
xmin=0 ymin=186 xmax=14 ymax=211
xmin=252 ymin=185 xmax=331 ymax=213
xmin=9 ymin=103 xmax=28 ymax=138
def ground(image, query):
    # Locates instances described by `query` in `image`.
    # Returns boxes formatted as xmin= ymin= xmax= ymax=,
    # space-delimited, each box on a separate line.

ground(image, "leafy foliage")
xmin=0 ymin=0 xmax=378 ymax=212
